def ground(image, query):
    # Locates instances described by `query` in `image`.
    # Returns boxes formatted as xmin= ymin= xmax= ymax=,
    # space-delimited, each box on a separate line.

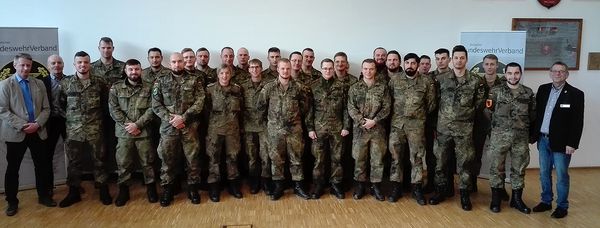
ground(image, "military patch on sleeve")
xmin=485 ymin=99 xmax=493 ymax=108
xmin=153 ymin=83 xmax=159 ymax=96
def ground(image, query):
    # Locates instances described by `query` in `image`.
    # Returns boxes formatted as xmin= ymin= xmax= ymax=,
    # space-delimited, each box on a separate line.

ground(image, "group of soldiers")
xmin=4 ymin=37 xmax=539 ymax=215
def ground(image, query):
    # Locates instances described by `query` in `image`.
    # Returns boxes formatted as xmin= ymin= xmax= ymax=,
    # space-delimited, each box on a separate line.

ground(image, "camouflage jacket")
xmin=152 ymin=71 xmax=205 ymax=135
xmin=306 ymin=77 xmax=351 ymax=133
xmin=109 ymin=79 xmax=155 ymax=138
xmin=142 ymin=65 xmax=171 ymax=84
xmin=257 ymin=79 xmax=311 ymax=134
xmin=487 ymin=83 xmax=536 ymax=135
xmin=60 ymin=74 xmax=108 ymax=141
xmin=261 ymin=68 xmax=279 ymax=82
xmin=185 ymin=68 xmax=206 ymax=88
xmin=91 ymin=58 xmax=125 ymax=86
xmin=436 ymin=70 xmax=485 ymax=136
xmin=335 ymin=73 xmax=358 ymax=92
xmin=303 ymin=67 xmax=322 ymax=80
xmin=205 ymin=82 xmax=243 ymax=135
xmin=347 ymin=79 xmax=391 ymax=129
xmin=240 ymin=79 xmax=270 ymax=132
xmin=388 ymin=72 xmax=437 ymax=129
xmin=230 ymin=66 xmax=251 ymax=84
xmin=292 ymin=71 xmax=317 ymax=86
xmin=198 ymin=66 xmax=217 ymax=86
xmin=475 ymin=75 xmax=506 ymax=133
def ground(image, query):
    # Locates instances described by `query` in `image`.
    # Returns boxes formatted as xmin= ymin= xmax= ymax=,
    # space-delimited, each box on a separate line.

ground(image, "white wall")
xmin=1 ymin=0 xmax=598 ymax=167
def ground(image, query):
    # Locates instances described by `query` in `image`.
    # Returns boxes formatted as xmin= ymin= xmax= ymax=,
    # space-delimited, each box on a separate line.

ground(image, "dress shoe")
xmin=551 ymin=207 xmax=568 ymax=218
xmin=38 ymin=198 xmax=57 ymax=207
xmin=99 ymin=184 xmax=112 ymax=205
xmin=146 ymin=183 xmax=158 ymax=203
xmin=532 ymin=202 xmax=552 ymax=212
xmin=5 ymin=204 xmax=17 ymax=216
xmin=460 ymin=189 xmax=472 ymax=211
xmin=371 ymin=183 xmax=384 ymax=201
xmin=330 ymin=183 xmax=345 ymax=199
xmin=59 ymin=186 xmax=82 ymax=208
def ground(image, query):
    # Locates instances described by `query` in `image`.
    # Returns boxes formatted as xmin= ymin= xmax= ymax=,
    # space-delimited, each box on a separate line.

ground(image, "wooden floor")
xmin=2 ymin=168 xmax=599 ymax=227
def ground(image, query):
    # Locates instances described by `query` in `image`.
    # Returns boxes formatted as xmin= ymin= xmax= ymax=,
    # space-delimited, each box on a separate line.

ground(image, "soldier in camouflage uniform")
xmin=196 ymin=47 xmax=217 ymax=86
xmin=384 ymin=50 xmax=403 ymax=82
xmin=204 ymin=64 xmax=244 ymax=202
xmin=486 ymin=62 xmax=535 ymax=214
xmin=152 ymin=53 xmax=205 ymax=207
xmin=290 ymin=51 xmax=316 ymax=86
xmin=257 ymin=58 xmax=311 ymax=201
xmin=387 ymin=53 xmax=436 ymax=205
xmin=301 ymin=48 xmax=323 ymax=80
xmin=347 ymin=59 xmax=391 ymax=201
xmin=261 ymin=47 xmax=281 ymax=81
xmin=237 ymin=47 xmax=250 ymax=72
xmin=418 ymin=55 xmax=432 ymax=76
xmin=142 ymin=47 xmax=171 ymax=84
xmin=182 ymin=48 xmax=206 ymax=86
xmin=220 ymin=47 xmax=250 ymax=84
xmin=59 ymin=51 xmax=112 ymax=208
xmin=241 ymin=59 xmax=273 ymax=195
xmin=108 ymin=59 xmax=157 ymax=207
xmin=373 ymin=47 xmax=387 ymax=75
xmin=429 ymin=45 xmax=485 ymax=211
xmin=306 ymin=59 xmax=351 ymax=199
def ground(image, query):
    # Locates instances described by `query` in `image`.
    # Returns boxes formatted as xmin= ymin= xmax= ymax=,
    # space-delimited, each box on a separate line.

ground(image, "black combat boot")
xmin=446 ymin=177 xmax=455 ymax=198
xmin=262 ymin=178 xmax=273 ymax=196
xmin=270 ymin=180 xmax=284 ymax=201
xmin=114 ymin=184 xmax=130 ymax=207
xmin=490 ymin=187 xmax=502 ymax=213
xmin=311 ymin=180 xmax=326 ymax=199
xmin=249 ymin=176 xmax=260 ymax=194
xmin=353 ymin=181 xmax=366 ymax=200
xmin=188 ymin=184 xmax=200 ymax=204
xmin=209 ymin=183 xmax=220 ymax=202
xmin=146 ymin=183 xmax=158 ymax=203
xmin=510 ymin=188 xmax=531 ymax=214
xmin=412 ymin=184 xmax=426 ymax=206
xmin=293 ymin=181 xmax=310 ymax=200
xmin=59 ymin=186 xmax=82 ymax=208
xmin=99 ymin=184 xmax=112 ymax=205
xmin=371 ymin=183 xmax=385 ymax=201
xmin=228 ymin=180 xmax=243 ymax=199
xmin=331 ymin=182 xmax=345 ymax=199
xmin=388 ymin=181 xmax=402 ymax=202
xmin=460 ymin=189 xmax=472 ymax=211
xmin=471 ymin=176 xmax=478 ymax=193
xmin=428 ymin=184 xmax=447 ymax=205
xmin=160 ymin=185 xmax=173 ymax=207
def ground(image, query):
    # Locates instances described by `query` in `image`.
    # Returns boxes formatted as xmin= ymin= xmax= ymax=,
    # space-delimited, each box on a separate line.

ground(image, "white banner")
xmin=0 ymin=27 xmax=66 ymax=192
xmin=461 ymin=31 xmax=526 ymax=76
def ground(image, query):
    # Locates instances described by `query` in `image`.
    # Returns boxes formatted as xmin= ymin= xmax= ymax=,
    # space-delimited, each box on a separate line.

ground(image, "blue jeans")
xmin=537 ymin=136 xmax=571 ymax=209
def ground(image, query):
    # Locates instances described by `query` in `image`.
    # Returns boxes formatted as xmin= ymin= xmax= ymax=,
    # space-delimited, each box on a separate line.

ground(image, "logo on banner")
xmin=0 ymin=61 xmax=49 ymax=81
xmin=538 ymin=0 xmax=560 ymax=9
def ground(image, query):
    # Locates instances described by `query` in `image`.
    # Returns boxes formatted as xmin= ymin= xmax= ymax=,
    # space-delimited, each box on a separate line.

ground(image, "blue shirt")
xmin=15 ymin=74 xmax=36 ymax=122
xmin=540 ymin=84 xmax=564 ymax=134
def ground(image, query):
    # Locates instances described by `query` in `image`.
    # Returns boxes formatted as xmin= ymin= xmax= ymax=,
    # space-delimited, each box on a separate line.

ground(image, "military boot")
xmin=99 ymin=184 xmax=112 ymax=205
xmin=510 ymin=188 xmax=531 ymax=214
xmin=331 ymin=182 xmax=345 ymax=199
xmin=146 ymin=183 xmax=158 ymax=203
xmin=262 ymin=178 xmax=273 ymax=196
xmin=371 ymin=183 xmax=385 ymax=201
xmin=188 ymin=184 xmax=200 ymax=204
xmin=249 ymin=176 xmax=260 ymax=194
xmin=428 ymin=184 xmax=447 ymax=205
xmin=228 ymin=180 xmax=243 ymax=199
xmin=388 ymin=181 xmax=402 ymax=202
xmin=490 ymin=187 xmax=502 ymax=213
xmin=293 ymin=181 xmax=310 ymax=200
xmin=209 ymin=183 xmax=220 ymax=202
xmin=311 ymin=180 xmax=326 ymax=199
xmin=114 ymin=184 xmax=130 ymax=207
xmin=353 ymin=181 xmax=366 ymax=200
xmin=160 ymin=185 xmax=173 ymax=207
xmin=460 ymin=189 xmax=472 ymax=211
xmin=59 ymin=186 xmax=82 ymax=208
xmin=412 ymin=184 xmax=427 ymax=206
xmin=270 ymin=180 xmax=284 ymax=201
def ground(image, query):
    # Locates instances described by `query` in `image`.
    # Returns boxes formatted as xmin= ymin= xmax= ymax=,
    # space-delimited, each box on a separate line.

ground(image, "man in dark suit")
xmin=40 ymin=54 xmax=67 ymax=196
xmin=531 ymin=61 xmax=585 ymax=219
xmin=0 ymin=53 xmax=57 ymax=216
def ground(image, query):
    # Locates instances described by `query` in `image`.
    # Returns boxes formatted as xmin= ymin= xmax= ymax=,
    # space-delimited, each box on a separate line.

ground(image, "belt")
xmin=540 ymin=133 xmax=550 ymax=138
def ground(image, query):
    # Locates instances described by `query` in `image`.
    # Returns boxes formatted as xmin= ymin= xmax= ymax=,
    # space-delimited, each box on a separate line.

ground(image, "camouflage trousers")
xmin=352 ymin=126 xmax=387 ymax=183
xmin=244 ymin=131 xmax=270 ymax=178
xmin=206 ymin=132 xmax=241 ymax=183
xmin=311 ymin=131 xmax=344 ymax=184
xmin=433 ymin=132 xmax=474 ymax=190
xmin=157 ymin=131 xmax=201 ymax=186
xmin=115 ymin=137 xmax=156 ymax=185
xmin=488 ymin=130 xmax=530 ymax=189
xmin=389 ymin=126 xmax=426 ymax=184
xmin=65 ymin=136 xmax=108 ymax=186
xmin=269 ymin=130 xmax=304 ymax=181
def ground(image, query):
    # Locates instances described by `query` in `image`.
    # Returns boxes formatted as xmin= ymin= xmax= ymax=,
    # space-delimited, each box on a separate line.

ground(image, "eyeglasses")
xmin=551 ymin=70 xmax=567 ymax=74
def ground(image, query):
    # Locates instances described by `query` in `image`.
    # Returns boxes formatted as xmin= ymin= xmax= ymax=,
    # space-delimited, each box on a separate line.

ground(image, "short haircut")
xmin=268 ymin=47 xmax=280 ymax=53
xmin=483 ymin=54 xmax=498 ymax=61
xmin=289 ymin=51 xmax=302 ymax=59
xmin=551 ymin=61 xmax=569 ymax=70
xmin=373 ymin=47 xmax=386 ymax=55
xmin=387 ymin=50 xmax=401 ymax=59
xmin=362 ymin=58 xmax=376 ymax=65
xmin=99 ymin=37 xmax=113 ymax=45
xmin=452 ymin=45 xmax=468 ymax=58
xmin=218 ymin=63 xmax=232 ymax=74
xmin=404 ymin=53 xmax=420 ymax=64
xmin=125 ymin=59 xmax=141 ymax=66
xmin=181 ymin=48 xmax=194 ymax=54
xmin=334 ymin=52 xmax=348 ymax=60
xmin=420 ymin=55 xmax=431 ymax=60
xmin=434 ymin=48 xmax=450 ymax=56
xmin=249 ymin=58 xmax=262 ymax=66
xmin=221 ymin=47 xmax=234 ymax=54
xmin=302 ymin=48 xmax=314 ymax=53
xmin=196 ymin=47 xmax=209 ymax=54
xmin=320 ymin=58 xmax=334 ymax=68
xmin=14 ymin=53 xmax=32 ymax=62
xmin=74 ymin=51 xmax=90 ymax=59
xmin=278 ymin=58 xmax=291 ymax=65
xmin=504 ymin=62 xmax=522 ymax=73
xmin=148 ymin=47 xmax=162 ymax=56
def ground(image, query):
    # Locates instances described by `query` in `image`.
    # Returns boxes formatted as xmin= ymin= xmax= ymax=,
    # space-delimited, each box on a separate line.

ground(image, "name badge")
xmin=560 ymin=104 xmax=571 ymax=108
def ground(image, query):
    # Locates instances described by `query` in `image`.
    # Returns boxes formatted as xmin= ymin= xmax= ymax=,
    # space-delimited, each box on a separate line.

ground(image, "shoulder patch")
xmin=485 ymin=99 xmax=493 ymax=108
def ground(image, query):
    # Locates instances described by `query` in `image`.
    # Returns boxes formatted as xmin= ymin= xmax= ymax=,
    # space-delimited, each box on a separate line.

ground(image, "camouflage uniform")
xmin=347 ymin=79 xmax=391 ymax=183
xmin=306 ymin=77 xmax=351 ymax=184
xmin=152 ymin=71 xmax=205 ymax=186
xmin=261 ymin=68 xmax=279 ymax=82
xmin=108 ymin=79 xmax=156 ymax=185
xmin=487 ymin=83 xmax=535 ymax=189
xmin=257 ymin=79 xmax=311 ymax=181
xmin=142 ymin=65 xmax=171 ymax=84
xmin=240 ymin=79 xmax=271 ymax=178
xmin=60 ymin=74 xmax=109 ymax=186
xmin=388 ymin=72 xmax=436 ymax=184
xmin=198 ymin=66 xmax=217 ymax=86
xmin=292 ymin=71 xmax=317 ymax=86
xmin=91 ymin=59 xmax=126 ymax=85
xmin=142 ymin=65 xmax=171 ymax=149
xmin=336 ymin=73 xmax=358 ymax=92
xmin=205 ymin=82 xmax=243 ymax=183
xmin=434 ymin=71 xmax=484 ymax=190
xmin=185 ymin=68 xmax=206 ymax=88
xmin=230 ymin=66 xmax=251 ymax=85
xmin=304 ymin=67 xmax=322 ymax=81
